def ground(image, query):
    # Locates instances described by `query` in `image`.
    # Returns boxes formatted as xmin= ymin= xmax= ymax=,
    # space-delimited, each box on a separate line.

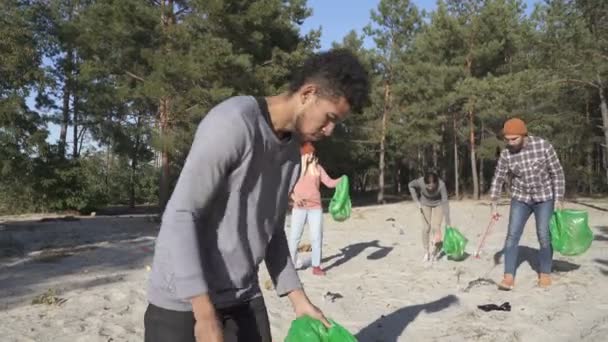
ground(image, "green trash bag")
xmin=329 ymin=176 xmax=351 ymax=222
xmin=549 ymin=209 xmax=593 ymax=256
xmin=442 ymin=226 xmax=468 ymax=260
xmin=285 ymin=315 xmax=357 ymax=342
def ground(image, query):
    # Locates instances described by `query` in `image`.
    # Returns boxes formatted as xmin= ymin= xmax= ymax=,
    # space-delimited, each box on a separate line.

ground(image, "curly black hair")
xmin=424 ymin=171 xmax=439 ymax=184
xmin=288 ymin=49 xmax=370 ymax=113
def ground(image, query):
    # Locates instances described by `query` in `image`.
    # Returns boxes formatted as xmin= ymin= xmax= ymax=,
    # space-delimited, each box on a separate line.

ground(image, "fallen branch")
xmin=126 ymin=71 xmax=145 ymax=82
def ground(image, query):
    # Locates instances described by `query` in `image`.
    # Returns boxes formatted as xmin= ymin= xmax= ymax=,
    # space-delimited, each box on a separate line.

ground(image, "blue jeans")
xmin=504 ymin=199 xmax=554 ymax=275
xmin=288 ymin=208 xmax=323 ymax=267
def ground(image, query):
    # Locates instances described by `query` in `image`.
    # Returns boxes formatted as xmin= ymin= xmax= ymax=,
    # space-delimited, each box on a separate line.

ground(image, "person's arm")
xmin=264 ymin=215 xmax=302 ymax=297
xmin=489 ymin=150 xmax=509 ymax=216
xmin=545 ymin=142 xmax=565 ymax=206
xmin=408 ymin=178 xmax=421 ymax=207
xmin=319 ymin=165 xmax=341 ymax=188
xmin=440 ymin=181 xmax=451 ymax=226
xmin=161 ymin=109 xmax=249 ymax=316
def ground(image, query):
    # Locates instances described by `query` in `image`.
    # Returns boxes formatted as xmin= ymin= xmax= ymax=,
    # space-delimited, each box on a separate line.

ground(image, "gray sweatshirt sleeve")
xmin=162 ymin=110 xmax=249 ymax=300
xmin=440 ymin=181 xmax=451 ymax=226
xmin=408 ymin=178 xmax=421 ymax=203
xmin=265 ymin=215 xmax=302 ymax=297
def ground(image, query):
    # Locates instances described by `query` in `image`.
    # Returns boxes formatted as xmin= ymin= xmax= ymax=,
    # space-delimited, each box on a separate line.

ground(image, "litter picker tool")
xmin=474 ymin=215 xmax=499 ymax=258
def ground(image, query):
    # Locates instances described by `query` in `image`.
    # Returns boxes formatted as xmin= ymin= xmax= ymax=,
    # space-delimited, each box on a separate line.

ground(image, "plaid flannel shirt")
xmin=490 ymin=136 xmax=565 ymax=203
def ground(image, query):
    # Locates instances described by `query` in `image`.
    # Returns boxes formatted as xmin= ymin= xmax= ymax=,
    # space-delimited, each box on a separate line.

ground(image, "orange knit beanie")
xmin=503 ymin=118 xmax=527 ymax=136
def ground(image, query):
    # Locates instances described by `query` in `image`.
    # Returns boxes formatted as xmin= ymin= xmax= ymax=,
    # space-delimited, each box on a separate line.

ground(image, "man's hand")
xmin=191 ymin=295 xmax=223 ymax=342
xmin=288 ymin=289 xmax=331 ymax=328
xmin=555 ymin=200 xmax=564 ymax=211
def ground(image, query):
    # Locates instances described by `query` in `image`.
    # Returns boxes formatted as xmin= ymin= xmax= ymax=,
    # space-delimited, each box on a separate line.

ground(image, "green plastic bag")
xmin=285 ymin=315 xmax=357 ymax=342
xmin=329 ymin=176 xmax=351 ymax=222
xmin=549 ymin=209 xmax=593 ymax=256
xmin=442 ymin=226 xmax=468 ymax=260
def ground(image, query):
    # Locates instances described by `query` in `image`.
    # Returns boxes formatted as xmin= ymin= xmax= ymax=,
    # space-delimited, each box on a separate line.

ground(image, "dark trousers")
xmin=144 ymin=296 xmax=272 ymax=342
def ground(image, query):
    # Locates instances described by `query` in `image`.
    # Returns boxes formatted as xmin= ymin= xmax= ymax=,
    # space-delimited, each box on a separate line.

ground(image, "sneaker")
xmin=422 ymin=253 xmax=430 ymax=262
xmin=497 ymin=273 xmax=515 ymax=291
xmin=430 ymin=242 xmax=442 ymax=260
xmin=538 ymin=273 xmax=552 ymax=288
xmin=312 ymin=266 xmax=326 ymax=276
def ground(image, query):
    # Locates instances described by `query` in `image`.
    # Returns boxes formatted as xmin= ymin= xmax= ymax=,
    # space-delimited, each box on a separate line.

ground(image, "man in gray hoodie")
xmin=144 ymin=49 xmax=370 ymax=342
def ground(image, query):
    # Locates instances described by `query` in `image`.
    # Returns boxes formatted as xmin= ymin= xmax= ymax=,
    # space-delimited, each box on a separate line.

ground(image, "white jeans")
xmin=288 ymin=208 xmax=323 ymax=267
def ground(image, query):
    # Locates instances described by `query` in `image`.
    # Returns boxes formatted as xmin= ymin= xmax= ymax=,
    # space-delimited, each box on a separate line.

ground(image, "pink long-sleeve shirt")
xmin=292 ymin=165 xmax=340 ymax=209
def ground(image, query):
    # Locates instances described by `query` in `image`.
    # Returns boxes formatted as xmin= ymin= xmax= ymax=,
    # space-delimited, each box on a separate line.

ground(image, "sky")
xmin=300 ymin=0 xmax=540 ymax=50
xmin=40 ymin=0 xmax=541 ymax=145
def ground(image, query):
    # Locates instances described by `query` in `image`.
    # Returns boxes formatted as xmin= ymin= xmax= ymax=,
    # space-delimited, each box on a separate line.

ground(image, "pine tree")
xmin=365 ymin=0 xmax=422 ymax=203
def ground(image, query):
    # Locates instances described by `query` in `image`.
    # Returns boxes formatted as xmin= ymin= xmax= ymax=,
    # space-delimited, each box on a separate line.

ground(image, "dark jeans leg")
xmin=533 ymin=200 xmax=555 ymax=274
xmin=504 ymin=199 xmax=533 ymax=276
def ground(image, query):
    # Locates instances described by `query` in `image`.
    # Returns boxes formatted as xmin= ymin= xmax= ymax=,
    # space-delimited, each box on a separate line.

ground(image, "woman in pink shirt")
xmin=288 ymin=142 xmax=343 ymax=276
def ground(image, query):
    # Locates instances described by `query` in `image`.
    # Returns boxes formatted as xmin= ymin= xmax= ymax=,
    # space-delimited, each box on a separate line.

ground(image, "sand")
xmin=1 ymin=200 xmax=607 ymax=342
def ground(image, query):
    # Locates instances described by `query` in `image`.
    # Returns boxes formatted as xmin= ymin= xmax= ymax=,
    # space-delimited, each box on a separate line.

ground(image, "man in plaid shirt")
xmin=489 ymin=118 xmax=565 ymax=290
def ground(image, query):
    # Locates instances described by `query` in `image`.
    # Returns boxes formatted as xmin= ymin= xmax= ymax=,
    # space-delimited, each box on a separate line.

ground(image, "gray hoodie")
xmin=147 ymin=96 xmax=302 ymax=311
xmin=408 ymin=177 xmax=451 ymax=225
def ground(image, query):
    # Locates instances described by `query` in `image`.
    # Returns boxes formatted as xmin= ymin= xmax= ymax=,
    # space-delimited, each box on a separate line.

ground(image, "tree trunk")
xmin=130 ymin=116 xmax=142 ymax=209
xmin=159 ymin=97 xmax=171 ymax=210
xmin=158 ymin=0 xmax=175 ymax=210
xmin=58 ymin=0 xmax=75 ymax=158
xmin=433 ymin=144 xmax=438 ymax=170
xmin=597 ymin=143 xmax=602 ymax=177
xmin=598 ymin=82 xmax=608 ymax=185
xmin=586 ymin=100 xmax=593 ymax=194
xmin=417 ymin=147 xmax=422 ymax=175
xmin=72 ymin=91 xmax=79 ymax=158
xmin=479 ymin=157 xmax=484 ymax=194
xmin=377 ymin=80 xmax=390 ymax=204
xmin=59 ymin=48 xmax=73 ymax=158
xmin=60 ymin=92 xmax=70 ymax=156
xmin=395 ymin=163 xmax=402 ymax=194
xmin=479 ymin=121 xmax=485 ymax=194
xmin=453 ymin=113 xmax=459 ymax=200
xmin=441 ymin=123 xmax=447 ymax=182
xmin=355 ymin=173 xmax=365 ymax=193
xmin=105 ymin=144 xmax=111 ymax=194
xmin=587 ymin=149 xmax=593 ymax=194
xmin=78 ymin=128 xmax=87 ymax=156
xmin=469 ymin=110 xmax=479 ymax=199
xmin=130 ymin=155 xmax=138 ymax=209
xmin=463 ymin=49 xmax=476 ymax=199
xmin=421 ymin=147 xmax=427 ymax=172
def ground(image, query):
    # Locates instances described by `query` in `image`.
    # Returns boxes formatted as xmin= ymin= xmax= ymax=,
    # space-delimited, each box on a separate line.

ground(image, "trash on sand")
xmin=463 ymin=278 xmax=497 ymax=292
xmin=323 ymin=291 xmax=344 ymax=303
xmin=478 ymin=302 xmax=511 ymax=312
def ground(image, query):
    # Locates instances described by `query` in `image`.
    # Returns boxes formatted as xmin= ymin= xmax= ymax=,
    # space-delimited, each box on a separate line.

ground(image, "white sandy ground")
xmin=1 ymin=200 xmax=607 ymax=342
